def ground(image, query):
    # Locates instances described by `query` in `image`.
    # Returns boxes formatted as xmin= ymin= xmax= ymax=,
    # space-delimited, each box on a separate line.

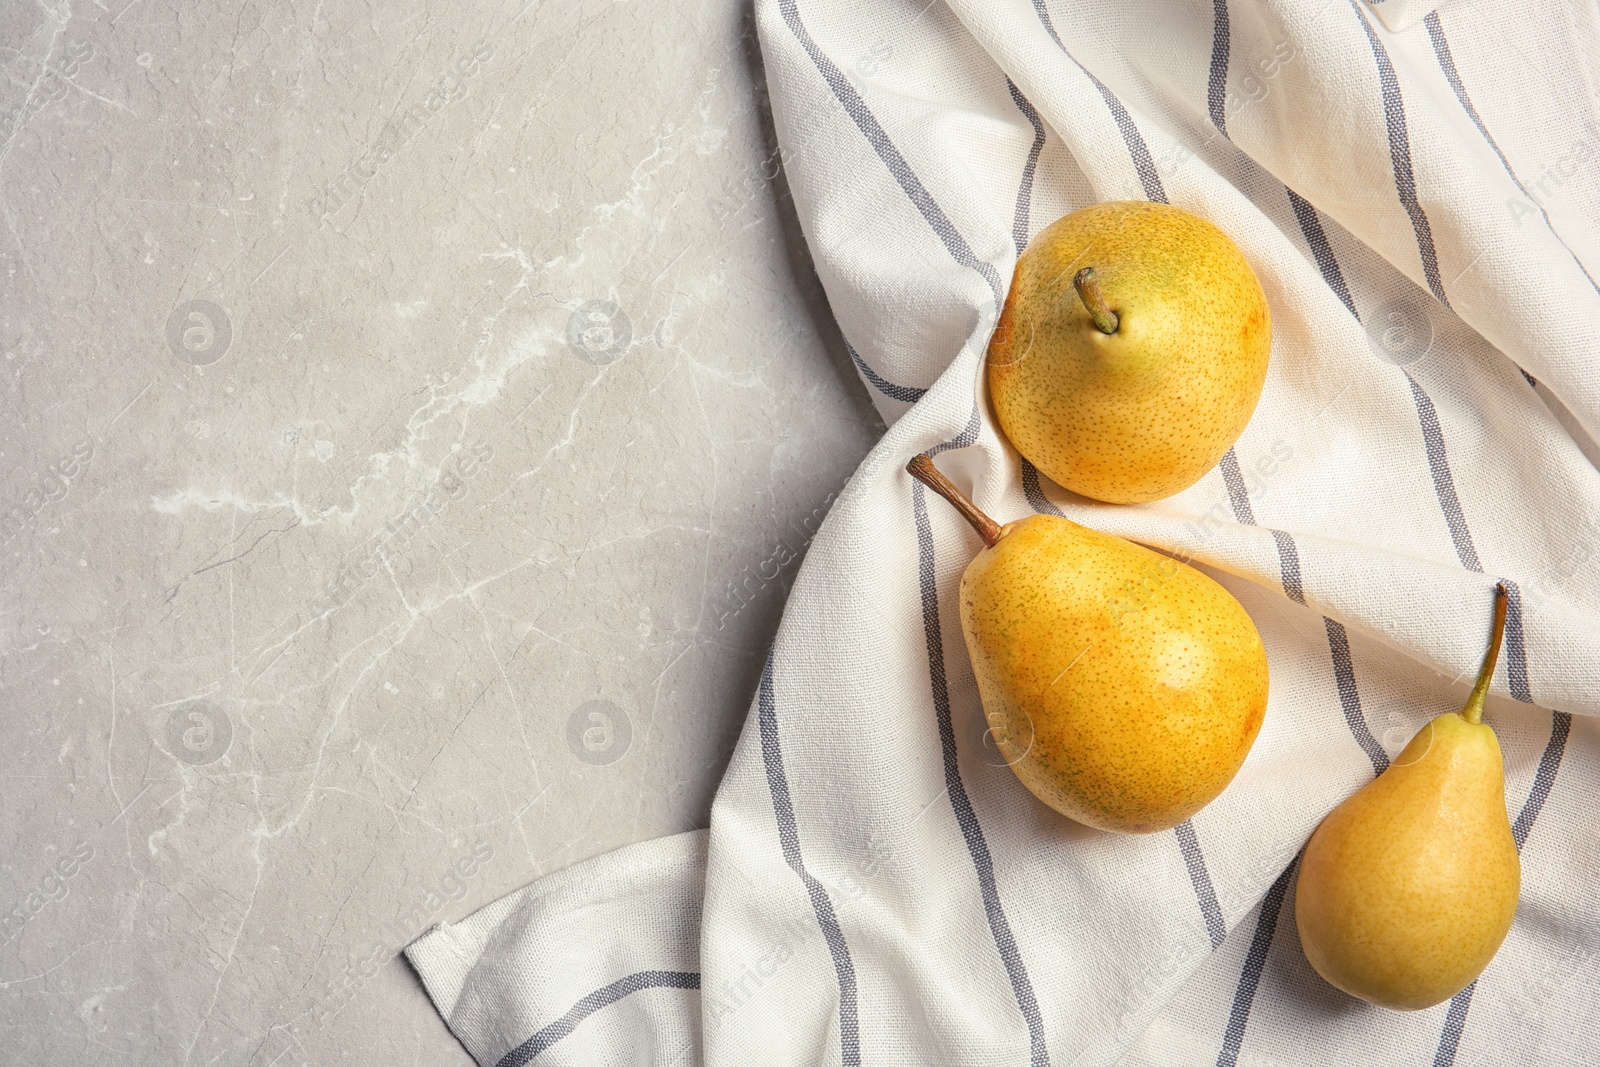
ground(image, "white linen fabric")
xmin=405 ymin=0 xmax=1600 ymax=1063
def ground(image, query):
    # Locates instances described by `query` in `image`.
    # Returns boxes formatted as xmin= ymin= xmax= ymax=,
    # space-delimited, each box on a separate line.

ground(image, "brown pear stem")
xmin=1460 ymin=583 xmax=1508 ymax=726
xmin=906 ymin=453 xmax=1001 ymax=548
xmin=1073 ymin=267 xmax=1120 ymax=335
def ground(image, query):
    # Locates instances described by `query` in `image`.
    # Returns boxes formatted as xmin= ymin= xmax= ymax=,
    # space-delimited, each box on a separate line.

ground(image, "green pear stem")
xmin=1460 ymin=583 xmax=1509 ymax=726
xmin=1073 ymin=267 xmax=1120 ymax=335
xmin=906 ymin=453 xmax=1001 ymax=548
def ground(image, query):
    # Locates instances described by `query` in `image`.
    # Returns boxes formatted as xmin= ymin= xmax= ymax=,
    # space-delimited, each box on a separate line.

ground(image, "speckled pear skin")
xmin=959 ymin=513 xmax=1269 ymax=833
xmin=986 ymin=200 xmax=1271 ymax=504
xmin=1295 ymin=712 xmax=1520 ymax=1010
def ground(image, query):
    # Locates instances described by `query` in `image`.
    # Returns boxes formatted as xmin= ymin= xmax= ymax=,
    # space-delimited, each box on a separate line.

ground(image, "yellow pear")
xmin=987 ymin=201 xmax=1271 ymax=504
xmin=907 ymin=454 xmax=1269 ymax=833
xmin=1295 ymin=584 xmax=1520 ymax=1010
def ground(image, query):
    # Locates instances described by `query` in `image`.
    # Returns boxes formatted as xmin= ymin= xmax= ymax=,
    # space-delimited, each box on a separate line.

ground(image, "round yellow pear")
xmin=987 ymin=201 xmax=1271 ymax=504
xmin=1295 ymin=585 xmax=1521 ymax=1010
xmin=907 ymin=454 xmax=1269 ymax=833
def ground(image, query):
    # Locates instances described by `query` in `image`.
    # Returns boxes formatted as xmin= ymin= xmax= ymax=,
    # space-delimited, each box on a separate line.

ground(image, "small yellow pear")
xmin=1295 ymin=585 xmax=1520 ymax=1011
xmin=907 ymin=454 xmax=1268 ymax=833
xmin=986 ymin=201 xmax=1271 ymax=504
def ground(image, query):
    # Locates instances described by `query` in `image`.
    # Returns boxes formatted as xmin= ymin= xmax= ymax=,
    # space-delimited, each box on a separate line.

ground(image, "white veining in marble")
xmin=0 ymin=1 xmax=881 ymax=1062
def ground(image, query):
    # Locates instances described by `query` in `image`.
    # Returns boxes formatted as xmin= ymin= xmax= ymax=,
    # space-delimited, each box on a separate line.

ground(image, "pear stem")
xmin=906 ymin=453 xmax=1002 ymax=548
xmin=1460 ymin=583 xmax=1509 ymax=726
xmin=1073 ymin=267 xmax=1120 ymax=335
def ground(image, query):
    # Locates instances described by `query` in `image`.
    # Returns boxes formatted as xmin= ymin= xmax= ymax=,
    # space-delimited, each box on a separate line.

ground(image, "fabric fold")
xmin=406 ymin=831 xmax=707 ymax=1067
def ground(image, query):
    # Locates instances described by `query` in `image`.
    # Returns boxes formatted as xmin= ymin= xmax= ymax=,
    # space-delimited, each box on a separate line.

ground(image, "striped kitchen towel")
xmin=406 ymin=0 xmax=1600 ymax=1063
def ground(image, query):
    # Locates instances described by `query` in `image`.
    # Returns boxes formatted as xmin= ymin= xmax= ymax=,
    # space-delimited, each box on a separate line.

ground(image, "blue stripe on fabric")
xmin=1196 ymin=26 xmax=1372 ymax=773
xmin=1025 ymin=470 xmax=1230 ymax=948
xmin=756 ymin=656 xmax=861 ymax=1065
xmin=1278 ymin=95 xmax=1539 ymax=719
xmin=1268 ymin=529 xmax=1305 ymax=605
xmin=1029 ymin=0 xmax=1168 ymax=203
xmin=1214 ymin=859 xmax=1297 ymax=1067
xmin=777 ymin=0 xmax=1003 ymax=306
xmin=1020 ymin=458 xmax=1062 ymax=518
xmin=1404 ymin=373 xmax=1484 ymax=572
xmin=493 ymin=971 xmax=701 ymax=1067
xmin=768 ymin=26 xmax=1056 ymax=1041
xmin=847 ymin=342 xmax=927 ymax=404
xmin=1193 ymin=32 xmax=1394 ymax=1049
xmin=1019 ymin=11 xmax=1226 ymax=946
xmin=912 ymin=491 xmax=1052 ymax=1063
xmin=1006 ymin=79 xmax=1047 ymax=256
xmin=1091 ymin=77 xmax=1168 ymax=204
xmin=928 ymin=402 xmax=984 ymax=461
xmin=1271 ymin=191 xmax=1412 ymax=777
xmin=1501 ymin=580 xmax=1532 ymax=703
xmin=1175 ymin=820 xmax=1228 ymax=948
xmin=1285 ymin=187 xmax=1357 ymax=318
xmin=1236 ymin=437 xmax=1387 ymax=778
xmin=1217 ymin=448 xmax=1256 ymax=525
xmin=1207 ymin=0 xmax=1231 ymax=134
xmin=1284 ymin=184 xmax=1539 ymax=731
xmin=1194 ymin=17 xmax=1553 ymax=1064
xmin=1433 ymin=709 xmax=1572 ymax=1065
xmin=776 ymin=14 xmax=1050 ymax=1038
xmin=1512 ymin=710 xmax=1571 ymax=850
xmin=1205 ymin=41 xmax=1380 ymax=788
xmin=1348 ymin=0 xmax=1449 ymax=306
xmin=1423 ymin=13 xmax=1599 ymax=296
xmin=1401 ymin=346 xmax=1538 ymax=710
xmin=1196 ymin=4 xmax=1355 ymax=331
xmin=1405 ymin=375 xmax=1540 ymax=704
xmin=914 ymin=406 xmax=1050 ymax=1066
xmin=1324 ymin=617 xmax=1389 ymax=776
xmin=1433 ymin=983 xmax=1477 ymax=1067
xmin=1227 ymin=439 xmax=1390 ymax=792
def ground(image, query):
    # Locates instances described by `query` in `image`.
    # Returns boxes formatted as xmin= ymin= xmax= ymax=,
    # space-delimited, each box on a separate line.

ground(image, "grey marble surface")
xmin=0 ymin=1 xmax=881 ymax=1062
